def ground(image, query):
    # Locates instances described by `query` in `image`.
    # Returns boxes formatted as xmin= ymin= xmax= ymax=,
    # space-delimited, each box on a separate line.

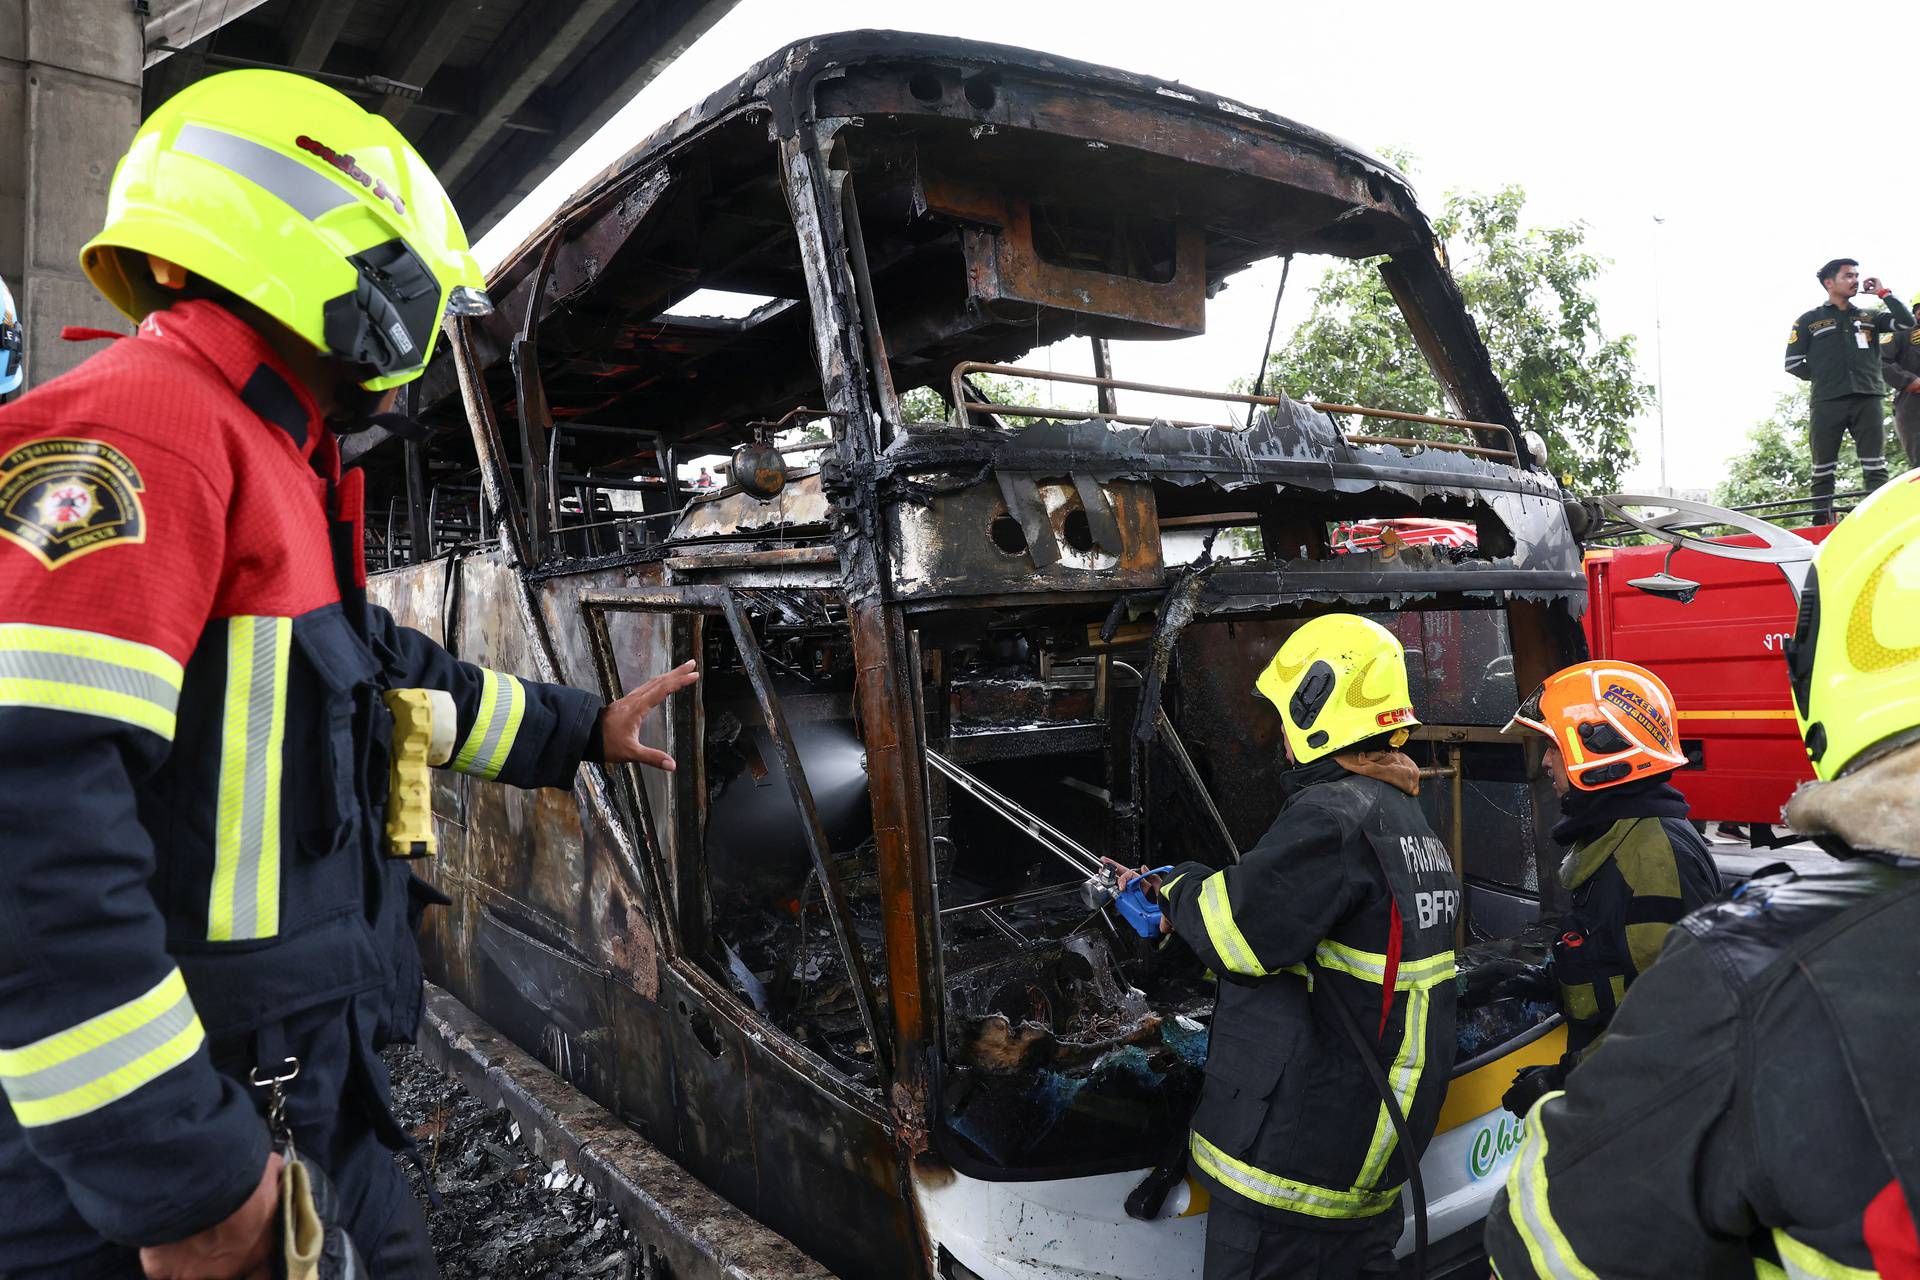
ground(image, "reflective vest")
xmin=1548 ymin=810 xmax=1720 ymax=1053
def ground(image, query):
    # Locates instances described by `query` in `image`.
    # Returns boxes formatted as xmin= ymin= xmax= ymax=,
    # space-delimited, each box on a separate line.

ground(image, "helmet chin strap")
xmin=351 ymin=411 xmax=432 ymax=443
xmin=323 ymin=370 xmax=429 ymax=442
xmin=327 ymin=402 xmax=431 ymax=444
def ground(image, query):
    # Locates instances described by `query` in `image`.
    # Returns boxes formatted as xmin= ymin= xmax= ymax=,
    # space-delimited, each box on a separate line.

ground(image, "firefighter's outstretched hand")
xmin=140 ymin=1150 xmax=281 ymax=1280
xmin=600 ymin=661 xmax=700 ymax=771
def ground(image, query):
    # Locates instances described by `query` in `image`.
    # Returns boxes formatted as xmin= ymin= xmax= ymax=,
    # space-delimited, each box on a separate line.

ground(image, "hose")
xmin=1310 ymin=958 xmax=1428 ymax=1280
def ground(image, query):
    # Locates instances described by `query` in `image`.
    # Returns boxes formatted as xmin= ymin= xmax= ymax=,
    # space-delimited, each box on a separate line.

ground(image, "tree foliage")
xmin=1715 ymin=385 xmax=1909 ymax=514
xmin=1261 ymin=182 xmax=1651 ymax=492
xmin=899 ymin=373 xmax=1069 ymax=424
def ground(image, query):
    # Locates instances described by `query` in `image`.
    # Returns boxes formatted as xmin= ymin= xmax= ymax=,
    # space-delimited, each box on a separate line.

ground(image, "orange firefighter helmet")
xmin=1504 ymin=659 xmax=1688 ymax=791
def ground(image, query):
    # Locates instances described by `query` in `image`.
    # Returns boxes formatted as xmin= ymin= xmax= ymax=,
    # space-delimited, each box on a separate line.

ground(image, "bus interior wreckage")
xmin=358 ymin=32 xmax=1590 ymax=1280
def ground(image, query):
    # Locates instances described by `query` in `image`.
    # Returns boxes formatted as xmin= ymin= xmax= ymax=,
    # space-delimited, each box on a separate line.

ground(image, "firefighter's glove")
xmin=280 ymin=1149 xmax=365 ymax=1280
xmin=1502 ymin=1062 xmax=1568 ymax=1120
xmin=1458 ymin=958 xmax=1554 ymax=1007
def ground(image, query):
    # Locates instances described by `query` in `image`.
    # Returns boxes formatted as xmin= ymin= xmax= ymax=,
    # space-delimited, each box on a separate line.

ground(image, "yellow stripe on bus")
xmin=1435 ymin=1023 xmax=1569 ymax=1135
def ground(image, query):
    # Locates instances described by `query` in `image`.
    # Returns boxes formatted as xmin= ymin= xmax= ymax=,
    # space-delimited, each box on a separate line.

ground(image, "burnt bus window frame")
xmin=906 ymin=591 xmax=1553 ymax=1179
xmin=371 ymin=104 xmax=828 ymax=573
xmin=578 ymin=587 xmax=895 ymax=1095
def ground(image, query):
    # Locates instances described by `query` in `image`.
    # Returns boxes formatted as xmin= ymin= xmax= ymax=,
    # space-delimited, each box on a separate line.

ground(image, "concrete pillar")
xmin=0 ymin=0 xmax=143 ymax=391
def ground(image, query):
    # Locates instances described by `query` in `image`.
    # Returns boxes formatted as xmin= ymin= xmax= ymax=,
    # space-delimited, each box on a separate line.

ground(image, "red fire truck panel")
xmin=1582 ymin=528 xmax=1828 ymax=826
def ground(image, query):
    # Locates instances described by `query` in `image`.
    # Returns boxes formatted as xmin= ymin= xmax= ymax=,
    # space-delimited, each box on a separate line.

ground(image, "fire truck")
xmin=1580 ymin=494 xmax=1844 ymax=842
xmin=1352 ymin=500 xmax=1830 ymax=843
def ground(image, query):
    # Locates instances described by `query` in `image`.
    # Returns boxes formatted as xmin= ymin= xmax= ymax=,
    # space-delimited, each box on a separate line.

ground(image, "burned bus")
xmin=358 ymin=32 xmax=1589 ymax=1279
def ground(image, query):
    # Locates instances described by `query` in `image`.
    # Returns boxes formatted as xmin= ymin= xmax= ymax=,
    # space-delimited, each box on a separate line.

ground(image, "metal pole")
xmin=1652 ymin=215 xmax=1668 ymax=494
xmin=1250 ymin=253 xmax=1294 ymax=400
xmin=1449 ymin=744 xmax=1466 ymax=949
xmin=925 ymin=749 xmax=1104 ymax=880
xmin=1090 ymin=338 xmax=1118 ymax=418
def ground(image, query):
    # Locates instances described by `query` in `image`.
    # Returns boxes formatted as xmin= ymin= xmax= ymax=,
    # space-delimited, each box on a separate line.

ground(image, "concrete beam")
xmin=416 ymin=983 xmax=835 ymax=1280
xmin=282 ymin=0 xmax=354 ymax=72
xmin=452 ymin=0 xmax=739 ymax=240
xmin=374 ymin=0 xmax=480 ymax=132
xmin=0 ymin=0 xmax=143 ymax=388
xmin=141 ymin=0 xmax=273 ymax=69
xmin=425 ymin=0 xmax=624 ymax=190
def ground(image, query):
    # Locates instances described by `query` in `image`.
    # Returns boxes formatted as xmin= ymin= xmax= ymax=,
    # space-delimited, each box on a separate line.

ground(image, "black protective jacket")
xmin=1160 ymin=753 xmax=1460 ymax=1229
xmin=1545 ymin=779 xmax=1721 ymax=1053
xmin=1486 ymin=746 xmax=1920 ymax=1278
xmin=1883 ymin=321 xmax=1920 ymax=407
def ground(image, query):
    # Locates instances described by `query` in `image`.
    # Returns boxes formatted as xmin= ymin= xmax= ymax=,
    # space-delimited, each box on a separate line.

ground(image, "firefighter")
xmin=1 ymin=272 xmax=22 ymax=401
xmin=1783 ymin=259 xmax=1914 ymax=523
xmin=1882 ymin=294 xmax=1920 ymax=469
xmin=1473 ymin=660 xmax=1721 ymax=1118
xmin=1484 ymin=471 xmax=1920 ymax=1278
xmin=0 ymin=72 xmax=696 ymax=1278
xmin=1110 ymin=614 xmax=1461 ymax=1280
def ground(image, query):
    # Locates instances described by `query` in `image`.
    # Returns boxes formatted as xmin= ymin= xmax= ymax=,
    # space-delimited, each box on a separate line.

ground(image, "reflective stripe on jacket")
xmin=1487 ymin=856 xmax=1920 ymax=1278
xmin=1549 ymin=810 xmax=1721 ymax=1054
xmin=1161 ymin=754 xmax=1460 ymax=1224
xmin=0 ymin=300 xmax=600 ymax=1252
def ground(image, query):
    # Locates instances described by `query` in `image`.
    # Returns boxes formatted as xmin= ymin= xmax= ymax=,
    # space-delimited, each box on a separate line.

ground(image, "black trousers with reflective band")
xmin=1809 ymin=394 xmax=1888 ymax=522
xmin=342 ymin=1135 xmax=440 ymax=1280
xmin=1202 ymin=1200 xmax=1401 ymax=1280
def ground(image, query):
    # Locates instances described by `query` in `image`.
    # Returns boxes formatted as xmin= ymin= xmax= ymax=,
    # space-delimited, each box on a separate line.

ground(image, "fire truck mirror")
xmin=1626 ymin=570 xmax=1701 ymax=604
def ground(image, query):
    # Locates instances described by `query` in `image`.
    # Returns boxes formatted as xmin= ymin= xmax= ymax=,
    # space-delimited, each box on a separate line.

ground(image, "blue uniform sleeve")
xmin=365 ymin=604 xmax=601 ymax=789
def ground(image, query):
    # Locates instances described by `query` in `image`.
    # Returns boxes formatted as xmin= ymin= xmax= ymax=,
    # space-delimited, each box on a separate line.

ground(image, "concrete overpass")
xmin=0 ymin=0 xmax=737 ymax=388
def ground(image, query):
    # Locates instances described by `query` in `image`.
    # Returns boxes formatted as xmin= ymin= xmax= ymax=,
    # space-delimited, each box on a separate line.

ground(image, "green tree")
xmin=1260 ymin=181 xmax=1651 ymax=492
xmin=1715 ymin=386 xmax=1908 ymax=516
xmin=899 ymin=372 xmax=1078 ymax=424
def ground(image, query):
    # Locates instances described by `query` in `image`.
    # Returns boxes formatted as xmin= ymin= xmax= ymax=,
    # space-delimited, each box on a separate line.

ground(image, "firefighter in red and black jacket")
xmin=0 ymin=73 xmax=695 ymax=1278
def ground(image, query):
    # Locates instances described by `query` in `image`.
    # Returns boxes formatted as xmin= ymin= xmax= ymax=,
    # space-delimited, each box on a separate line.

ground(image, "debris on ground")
xmin=384 ymin=1044 xmax=647 ymax=1279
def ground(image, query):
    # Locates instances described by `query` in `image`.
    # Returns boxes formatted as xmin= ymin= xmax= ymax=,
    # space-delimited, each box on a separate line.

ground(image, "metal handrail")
xmin=1585 ymin=488 xmax=1869 ymax=542
xmin=945 ymin=361 xmax=1519 ymax=460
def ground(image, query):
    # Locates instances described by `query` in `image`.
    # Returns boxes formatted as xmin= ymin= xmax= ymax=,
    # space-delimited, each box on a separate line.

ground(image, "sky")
xmin=474 ymin=0 xmax=1920 ymax=494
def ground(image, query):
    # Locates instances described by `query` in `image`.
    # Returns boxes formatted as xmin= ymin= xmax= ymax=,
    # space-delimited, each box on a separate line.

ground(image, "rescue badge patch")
xmin=0 ymin=437 xmax=147 ymax=568
xmin=1600 ymin=681 xmax=1673 ymax=752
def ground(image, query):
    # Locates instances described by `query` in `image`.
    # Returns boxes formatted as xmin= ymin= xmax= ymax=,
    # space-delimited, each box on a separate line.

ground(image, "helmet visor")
xmin=446 ymin=285 xmax=493 ymax=317
xmin=1785 ymin=565 xmax=1820 ymax=721
xmin=1503 ymin=680 xmax=1550 ymax=737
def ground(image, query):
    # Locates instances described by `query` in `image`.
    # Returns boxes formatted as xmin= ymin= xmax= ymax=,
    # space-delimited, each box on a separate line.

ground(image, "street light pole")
xmin=1652 ymin=215 xmax=1669 ymax=493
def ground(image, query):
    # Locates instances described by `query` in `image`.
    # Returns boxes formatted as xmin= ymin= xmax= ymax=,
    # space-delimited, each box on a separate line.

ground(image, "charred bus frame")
xmin=359 ymin=32 xmax=1590 ymax=1279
